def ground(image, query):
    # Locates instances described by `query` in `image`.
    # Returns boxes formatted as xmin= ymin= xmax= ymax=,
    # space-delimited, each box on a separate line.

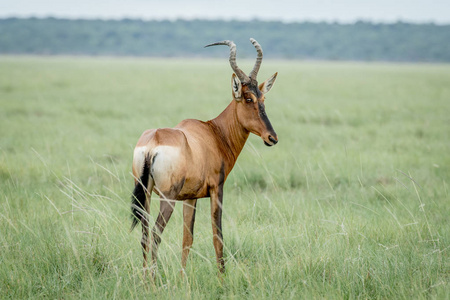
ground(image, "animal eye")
xmin=246 ymin=98 xmax=253 ymax=103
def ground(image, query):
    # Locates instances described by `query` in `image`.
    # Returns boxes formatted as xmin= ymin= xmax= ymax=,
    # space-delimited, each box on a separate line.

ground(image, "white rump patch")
xmin=151 ymin=146 xmax=180 ymax=176
xmin=151 ymin=146 xmax=182 ymax=189
xmin=133 ymin=146 xmax=147 ymax=177
xmin=133 ymin=145 xmax=183 ymax=192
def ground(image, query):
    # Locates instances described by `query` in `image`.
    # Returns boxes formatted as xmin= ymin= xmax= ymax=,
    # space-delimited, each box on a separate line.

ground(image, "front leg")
xmin=210 ymin=185 xmax=225 ymax=273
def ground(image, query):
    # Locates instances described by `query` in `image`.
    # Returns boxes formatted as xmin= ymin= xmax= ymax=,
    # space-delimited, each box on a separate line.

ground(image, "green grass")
xmin=0 ymin=56 xmax=449 ymax=299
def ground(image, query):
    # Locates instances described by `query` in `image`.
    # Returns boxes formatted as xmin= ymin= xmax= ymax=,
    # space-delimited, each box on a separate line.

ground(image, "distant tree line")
xmin=0 ymin=17 xmax=449 ymax=62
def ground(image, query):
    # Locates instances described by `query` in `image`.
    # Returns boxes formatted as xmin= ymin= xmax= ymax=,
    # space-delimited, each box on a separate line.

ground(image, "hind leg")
xmin=149 ymin=145 xmax=186 ymax=275
xmin=150 ymin=193 xmax=178 ymax=275
xmin=181 ymin=199 xmax=198 ymax=272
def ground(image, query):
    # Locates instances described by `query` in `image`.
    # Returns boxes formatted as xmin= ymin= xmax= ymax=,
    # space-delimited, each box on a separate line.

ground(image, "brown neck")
xmin=208 ymin=100 xmax=249 ymax=172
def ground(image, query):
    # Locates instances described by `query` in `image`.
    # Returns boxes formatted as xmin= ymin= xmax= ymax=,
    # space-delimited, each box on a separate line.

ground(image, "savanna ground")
xmin=0 ymin=56 xmax=449 ymax=299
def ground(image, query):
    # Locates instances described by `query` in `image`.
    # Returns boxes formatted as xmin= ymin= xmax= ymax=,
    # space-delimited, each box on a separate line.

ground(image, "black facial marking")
xmin=249 ymin=83 xmax=262 ymax=98
xmin=258 ymin=102 xmax=267 ymax=117
xmin=258 ymin=102 xmax=275 ymax=133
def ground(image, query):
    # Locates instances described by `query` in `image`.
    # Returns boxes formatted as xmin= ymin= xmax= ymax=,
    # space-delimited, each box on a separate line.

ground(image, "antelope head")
xmin=205 ymin=39 xmax=278 ymax=146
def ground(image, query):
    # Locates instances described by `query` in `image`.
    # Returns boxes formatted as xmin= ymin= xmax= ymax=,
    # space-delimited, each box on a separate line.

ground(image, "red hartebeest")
xmin=131 ymin=38 xmax=278 ymax=276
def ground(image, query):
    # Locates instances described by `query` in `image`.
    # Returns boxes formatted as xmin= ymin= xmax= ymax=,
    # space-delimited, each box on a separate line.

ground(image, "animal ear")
xmin=259 ymin=72 xmax=278 ymax=94
xmin=231 ymin=73 xmax=242 ymax=100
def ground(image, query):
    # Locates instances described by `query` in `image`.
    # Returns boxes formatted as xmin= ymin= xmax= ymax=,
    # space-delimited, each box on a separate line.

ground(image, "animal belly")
xmin=176 ymin=177 xmax=209 ymax=199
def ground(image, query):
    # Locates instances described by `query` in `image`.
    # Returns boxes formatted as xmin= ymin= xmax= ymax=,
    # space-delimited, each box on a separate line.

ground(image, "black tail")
xmin=130 ymin=154 xmax=151 ymax=231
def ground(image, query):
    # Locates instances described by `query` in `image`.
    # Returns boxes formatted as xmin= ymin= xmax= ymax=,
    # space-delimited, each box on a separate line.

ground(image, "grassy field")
xmin=0 ymin=56 xmax=449 ymax=299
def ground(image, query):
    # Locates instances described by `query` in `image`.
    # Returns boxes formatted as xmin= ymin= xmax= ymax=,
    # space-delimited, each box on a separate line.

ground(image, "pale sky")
xmin=0 ymin=0 xmax=449 ymax=24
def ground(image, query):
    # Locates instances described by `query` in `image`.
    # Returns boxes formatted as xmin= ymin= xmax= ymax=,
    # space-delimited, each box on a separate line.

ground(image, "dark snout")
xmin=264 ymin=133 xmax=278 ymax=147
xmin=258 ymin=102 xmax=278 ymax=147
xmin=269 ymin=135 xmax=278 ymax=145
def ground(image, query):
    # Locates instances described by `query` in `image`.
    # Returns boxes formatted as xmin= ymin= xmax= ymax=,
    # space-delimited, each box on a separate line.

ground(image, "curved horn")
xmin=248 ymin=38 xmax=263 ymax=81
xmin=205 ymin=40 xmax=250 ymax=83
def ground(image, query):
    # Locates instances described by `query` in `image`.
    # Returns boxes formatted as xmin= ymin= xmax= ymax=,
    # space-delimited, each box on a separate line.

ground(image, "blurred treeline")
xmin=1 ymin=17 xmax=449 ymax=62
